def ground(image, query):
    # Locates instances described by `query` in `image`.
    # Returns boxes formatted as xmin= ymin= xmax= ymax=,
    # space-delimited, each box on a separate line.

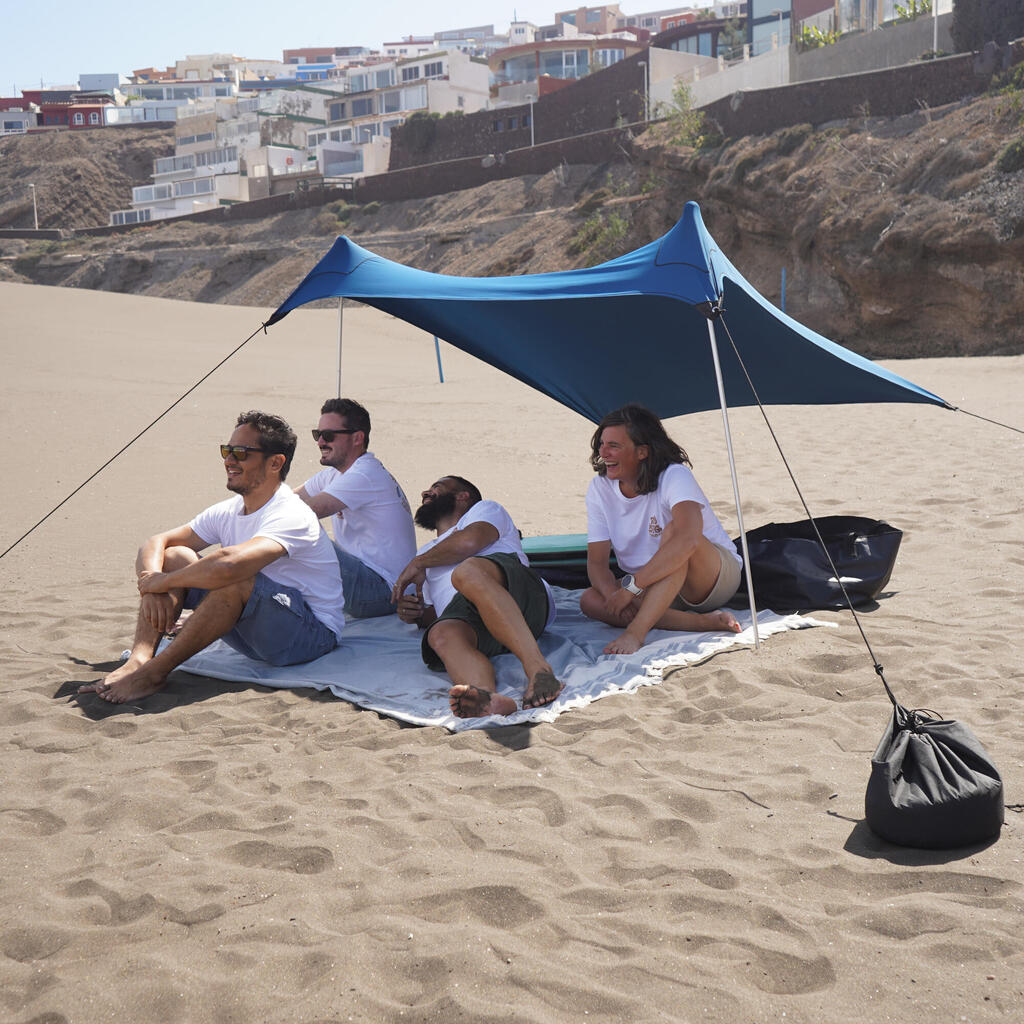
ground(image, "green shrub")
xmin=361 ymin=201 xmax=381 ymax=215
xmin=996 ymin=137 xmax=1024 ymax=173
xmin=567 ymin=211 xmax=628 ymax=266
xmin=312 ymin=211 xmax=340 ymax=235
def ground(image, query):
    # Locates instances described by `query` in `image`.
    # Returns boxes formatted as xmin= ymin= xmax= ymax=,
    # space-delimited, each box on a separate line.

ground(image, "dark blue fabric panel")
xmin=267 ymin=202 xmax=950 ymax=422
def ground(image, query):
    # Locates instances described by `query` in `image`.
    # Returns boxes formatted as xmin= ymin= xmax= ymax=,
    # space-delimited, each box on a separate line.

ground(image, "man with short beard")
xmin=392 ymin=476 xmax=563 ymax=718
xmin=297 ymin=398 xmax=416 ymax=618
xmin=79 ymin=411 xmax=344 ymax=705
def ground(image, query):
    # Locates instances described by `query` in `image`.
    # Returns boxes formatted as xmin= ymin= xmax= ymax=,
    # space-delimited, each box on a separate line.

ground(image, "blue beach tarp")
xmin=267 ymin=201 xmax=950 ymax=423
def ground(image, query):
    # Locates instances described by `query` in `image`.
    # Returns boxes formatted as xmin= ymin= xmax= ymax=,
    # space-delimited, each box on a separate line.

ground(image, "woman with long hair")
xmin=581 ymin=403 xmax=742 ymax=655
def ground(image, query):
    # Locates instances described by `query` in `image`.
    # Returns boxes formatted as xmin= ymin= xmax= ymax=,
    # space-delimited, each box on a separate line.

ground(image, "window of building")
xmin=383 ymin=90 xmax=402 ymax=113
xmin=196 ymin=145 xmax=237 ymax=166
xmin=309 ymin=130 xmax=327 ymax=145
xmin=112 ymin=208 xmax=153 ymax=226
xmin=401 ymin=65 xmax=421 ymax=82
xmin=73 ymin=112 xmax=84 ymax=124
xmin=404 ymin=85 xmax=427 ymax=110
xmin=382 ymin=118 xmax=402 ymax=137
xmin=375 ymin=69 xmax=394 ymax=88
xmin=423 ymin=60 xmax=444 ymax=78
xmin=492 ymin=119 xmax=503 ymax=132
xmin=507 ymin=117 xmax=517 ymax=130
xmin=561 ymin=13 xmax=576 ymax=24
xmin=89 ymin=112 xmax=100 ymax=124
xmin=357 ymin=123 xmax=379 ymax=143
xmin=328 ymin=100 xmax=346 ymax=122
xmin=586 ymin=10 xmax=601 ymax=22
xmin=457 ymin=95 xmax=465 ymax=108
xmin=351 ymin=97 xmax=375 ymax=117
xmin=348 ymin=73 xmax=368 ymax=93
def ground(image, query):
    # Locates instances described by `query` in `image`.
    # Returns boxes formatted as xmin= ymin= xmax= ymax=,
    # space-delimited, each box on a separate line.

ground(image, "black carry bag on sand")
xmin=730 ymin=516 xmax=902 ymax=612
xmin=865 ymin=686 xmax=1004 ymax=849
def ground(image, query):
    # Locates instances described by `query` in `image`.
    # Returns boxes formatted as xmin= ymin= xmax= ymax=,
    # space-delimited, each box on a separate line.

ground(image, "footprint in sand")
xmin=222 ymin=840 xmax=335 ymax=874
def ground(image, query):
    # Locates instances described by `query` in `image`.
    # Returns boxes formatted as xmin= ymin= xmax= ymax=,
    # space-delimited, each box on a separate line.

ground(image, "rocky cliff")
xmin=1 ymin=90 xmax=1022 ymax=359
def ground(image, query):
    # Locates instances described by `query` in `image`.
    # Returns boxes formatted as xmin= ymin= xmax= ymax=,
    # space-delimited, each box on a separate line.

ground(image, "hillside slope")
xmin=1 ymin=93 xmax=1022 ymax=358
xmin=0 ymin=124 xmax=175 ymax=229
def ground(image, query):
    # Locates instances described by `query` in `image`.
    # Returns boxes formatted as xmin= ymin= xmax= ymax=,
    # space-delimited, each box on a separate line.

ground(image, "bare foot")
xmin=78 ymin=661 xmax=167 ymax=704
xmin=449 ymin=684 xmax=518 ymax=718
xmin=698 ymin=610 xmax=742 ymax=633
xmin=77 ymin=651 xmax=151 ymax=695
xmin=523 ymin=670 xmax=564 ymax=709
xmin=604 ymin=631 xmax=643 ymax=656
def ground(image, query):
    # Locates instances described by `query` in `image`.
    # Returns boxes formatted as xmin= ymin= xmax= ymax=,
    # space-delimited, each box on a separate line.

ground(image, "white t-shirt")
xmin=301 ymin=452 xmax=416 ymax=588
xmin=189 ymin=483 xmax=345 ymax=639
xmin=419 ymin=499 xmax=556 ymax=628
xmin=586 ymin=463 xmax=741 ymax=574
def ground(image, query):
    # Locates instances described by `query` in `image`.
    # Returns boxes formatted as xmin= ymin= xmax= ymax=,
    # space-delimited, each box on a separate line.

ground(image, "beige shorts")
xmin=671 ymin=543 xmax=742 ymax=614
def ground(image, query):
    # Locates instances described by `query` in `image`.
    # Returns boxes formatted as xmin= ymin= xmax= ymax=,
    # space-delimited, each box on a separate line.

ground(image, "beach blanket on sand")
xmin=177 ymin=587 xmax=831 ymax=732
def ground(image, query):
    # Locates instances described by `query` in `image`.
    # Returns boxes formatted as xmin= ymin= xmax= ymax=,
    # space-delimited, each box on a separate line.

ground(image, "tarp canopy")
xmin=268 ymin=201 xmax=950 ymax=424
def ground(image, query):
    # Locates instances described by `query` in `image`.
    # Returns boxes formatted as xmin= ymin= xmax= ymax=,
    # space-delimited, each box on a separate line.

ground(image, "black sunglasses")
xmin=312 ymin=428 xmax=358 ymax=442
xmin=220 ymin=444 xmax=267 ymax=461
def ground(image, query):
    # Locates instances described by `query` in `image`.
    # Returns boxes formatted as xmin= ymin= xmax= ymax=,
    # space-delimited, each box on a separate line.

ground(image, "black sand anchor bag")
xmin=865 ymin=704 xmax=1004 ymax=849
xmin=729 ymin=515 xmax=902 ymax=612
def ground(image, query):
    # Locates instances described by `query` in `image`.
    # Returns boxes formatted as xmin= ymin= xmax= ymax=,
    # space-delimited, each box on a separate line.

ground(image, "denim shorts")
xmin=186 ymin=572 xmax=337 ymax=666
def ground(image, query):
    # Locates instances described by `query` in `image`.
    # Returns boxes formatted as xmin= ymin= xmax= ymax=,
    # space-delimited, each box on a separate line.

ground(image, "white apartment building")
xmin=304 ymin=49 xmax=490 ymax=177
xmin=109 ymin=96 xmax=257 ymax=225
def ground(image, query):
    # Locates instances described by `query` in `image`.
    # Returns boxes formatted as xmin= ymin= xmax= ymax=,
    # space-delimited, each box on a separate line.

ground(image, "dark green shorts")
xmin=421 ymin=552 xmax=550 ymax=671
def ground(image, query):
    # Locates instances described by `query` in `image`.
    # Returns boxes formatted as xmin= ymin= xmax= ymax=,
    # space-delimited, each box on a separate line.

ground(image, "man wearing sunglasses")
xmin=295 ymin=398 xmax=416 ymax=618
xmin=392 ymin=476 xmax=562 ymax=719
xmin=79 ymin=411 xmax=344 ymax=704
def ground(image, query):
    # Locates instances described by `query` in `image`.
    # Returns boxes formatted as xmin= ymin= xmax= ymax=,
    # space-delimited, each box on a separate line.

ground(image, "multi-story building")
xmin=307 ymin=48 xmax=490 ymax=177
xmin=109 ymin=95 xmax=257 ymax=225
xmin=489 ymin=34 xmax=646 ymax=102
xmin=555 ymin=5 xmax=625 ymax=35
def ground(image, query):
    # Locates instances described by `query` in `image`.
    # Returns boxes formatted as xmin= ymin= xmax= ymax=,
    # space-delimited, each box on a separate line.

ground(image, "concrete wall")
xmin=703 ymin=40 xmax=1023 ymax=137
xmin=793 ymin=13 xmax=954 ymax=82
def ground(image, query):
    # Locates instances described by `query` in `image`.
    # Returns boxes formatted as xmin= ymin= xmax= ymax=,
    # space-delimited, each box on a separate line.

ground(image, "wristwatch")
xmin=620 ymin=573 xmax=644 ymax=596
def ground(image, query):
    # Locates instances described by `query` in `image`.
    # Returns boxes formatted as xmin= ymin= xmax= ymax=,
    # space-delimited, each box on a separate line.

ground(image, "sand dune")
xmin=1 ymin=281 xmax=1021 ymax=1023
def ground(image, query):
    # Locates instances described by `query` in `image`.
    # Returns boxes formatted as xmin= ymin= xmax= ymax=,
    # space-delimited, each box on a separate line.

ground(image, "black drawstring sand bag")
xmin=865 ymin=695 xmax=1004 ymax=849
xmin=729 ymin=516 xmax=902 ymax=612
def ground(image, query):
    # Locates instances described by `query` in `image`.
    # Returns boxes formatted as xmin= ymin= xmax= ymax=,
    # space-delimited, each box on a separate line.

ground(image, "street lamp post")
xmin=28 ymin=183 xmax=38 ymax=230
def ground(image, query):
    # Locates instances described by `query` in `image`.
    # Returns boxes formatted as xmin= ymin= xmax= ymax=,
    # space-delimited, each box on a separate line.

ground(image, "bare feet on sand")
xmin=78 ymin=657 xmax=167 ymax=704
xmin=449 ymin=684 xmax=518 ymax=718
xmin=603 ymin=609 xmax=742 ymax=656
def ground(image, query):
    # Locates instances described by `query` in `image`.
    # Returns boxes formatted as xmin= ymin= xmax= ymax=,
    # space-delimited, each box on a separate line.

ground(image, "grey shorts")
xmin=672 ymin=543 xmax=742 ymax=614
xmin=421 ymin=552 xmax=550 ymax=671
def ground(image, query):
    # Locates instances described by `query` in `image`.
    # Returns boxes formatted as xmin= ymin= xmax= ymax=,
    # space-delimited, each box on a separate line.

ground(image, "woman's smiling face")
xmin=598 ymin=425 xmax=648 ymax=495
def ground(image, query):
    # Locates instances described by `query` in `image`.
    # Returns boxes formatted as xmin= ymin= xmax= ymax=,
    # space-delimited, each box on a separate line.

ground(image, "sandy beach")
xmin=1 ymin=280 xmax=1021 ymax=1023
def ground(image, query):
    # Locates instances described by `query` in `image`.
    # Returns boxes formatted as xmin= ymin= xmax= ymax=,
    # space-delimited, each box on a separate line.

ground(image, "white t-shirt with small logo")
xmin=586 ymin=463 xmax=740 ymax=574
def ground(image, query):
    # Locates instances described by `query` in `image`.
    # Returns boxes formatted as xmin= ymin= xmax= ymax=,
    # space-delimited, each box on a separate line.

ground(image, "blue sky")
xmin=2 ymin=2 xmax=550 ymax=93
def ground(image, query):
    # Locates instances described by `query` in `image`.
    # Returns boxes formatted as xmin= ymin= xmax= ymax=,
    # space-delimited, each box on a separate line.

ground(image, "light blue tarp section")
xmin=268 ymin=201 xmax=950 ymax=424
